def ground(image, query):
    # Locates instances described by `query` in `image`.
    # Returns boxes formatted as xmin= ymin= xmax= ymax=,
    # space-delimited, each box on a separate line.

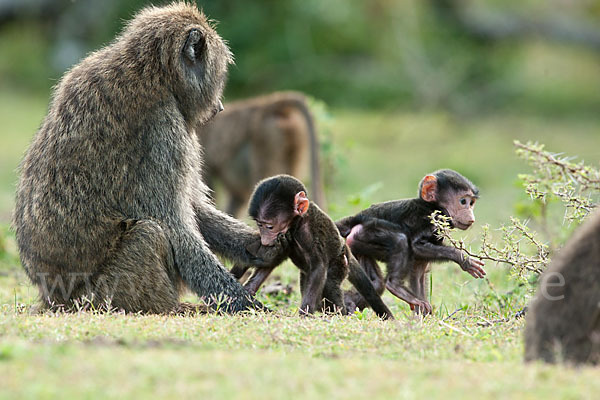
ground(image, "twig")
xmin=430 ymin=212 xmax=548 ymax=275
xmin=438 ymin=320 xmax=472 ymax=337
xmin=476 ymin=316 xmax=509 ymax=327
xmin=443 ymin=307 xmax=464 ymax=321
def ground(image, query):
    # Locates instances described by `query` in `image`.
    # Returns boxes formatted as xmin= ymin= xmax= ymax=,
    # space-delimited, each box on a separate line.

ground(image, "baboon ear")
xmin=294 ymin=191 xmax=310 ymax=216
xmin=420 ymin=175 xmax=437 ymax=203
xmin=183 ymin=29 xmax=205 ymax=62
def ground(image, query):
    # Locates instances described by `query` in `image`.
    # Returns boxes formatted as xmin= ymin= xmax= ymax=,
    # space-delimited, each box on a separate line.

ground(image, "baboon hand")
xmin=461 ymin=256 xmax=486 ymax=278
xmin=410 ymin=300 xmax=433 ymax=315
xmin=245 ymin=233 xmax=289 ymax=267
xmin=245 ymin=239 xmax=262 ymax=256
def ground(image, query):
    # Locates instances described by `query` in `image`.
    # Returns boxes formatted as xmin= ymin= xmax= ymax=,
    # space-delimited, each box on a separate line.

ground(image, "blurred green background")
xmin=1 ymin=0 xmax=599 ymax=223
xmin=3 ymin=0 xmax=600 ymax=111
xmin=0 ymin=0 xmax=599 ymax=261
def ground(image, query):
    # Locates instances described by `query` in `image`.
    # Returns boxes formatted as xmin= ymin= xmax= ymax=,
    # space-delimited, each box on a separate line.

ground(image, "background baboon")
xmin=13 ymin=3 xmax=283 ymax=314
xmin=336 ymin=169 xmax=485 ymax=315
xmin=197 ymin=91 xmax=326 ymax=217
xmin=525 ymin=210 xmax=600 ymax=364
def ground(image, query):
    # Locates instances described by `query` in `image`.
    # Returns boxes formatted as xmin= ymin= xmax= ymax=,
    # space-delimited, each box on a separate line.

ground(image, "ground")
xmin=0 ymin=89 xmax=598 ymax=399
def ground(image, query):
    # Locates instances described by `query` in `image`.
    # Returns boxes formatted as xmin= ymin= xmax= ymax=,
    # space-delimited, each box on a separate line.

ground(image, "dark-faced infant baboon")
xmin=197 ymin=91 xmax=326 ymax=217
xmin=13 ymin=2 xmax=284 ymax=314
xmin=525 ymin=209 xmax=600 ymax=365
xmin=231 ymin=175 xmax=394 ymax=319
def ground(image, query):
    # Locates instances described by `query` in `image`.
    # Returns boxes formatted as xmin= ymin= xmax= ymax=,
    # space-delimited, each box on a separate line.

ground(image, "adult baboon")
xmin=197 ymin=91 xmax=325 ymax=217
xmin=525 ymin=210 xmax=600 ymax=364
xmin=13 ymin=3 xmax=283 ymax=314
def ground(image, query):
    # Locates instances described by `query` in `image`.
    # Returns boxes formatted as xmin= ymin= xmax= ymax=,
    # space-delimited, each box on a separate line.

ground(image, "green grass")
xmin=0 ymin=309 xmax=598 ymax=399
xmin=0 ymin=89 xmax=599 ymax=398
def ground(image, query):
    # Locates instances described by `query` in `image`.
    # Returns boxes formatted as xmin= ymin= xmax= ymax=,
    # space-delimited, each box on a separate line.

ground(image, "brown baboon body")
xmin=197 ymin=91 xmax=325 ymax=216
xmin=13 ymin=3 xmax=282 ymax=314
xmin=525 ymin=210 xmax=600 ymax=364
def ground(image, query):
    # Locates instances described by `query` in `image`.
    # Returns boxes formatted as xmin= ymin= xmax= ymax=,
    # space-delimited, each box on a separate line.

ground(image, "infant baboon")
xmin=13 ymin=2 xmax=283 ymax=314
xmin=197 ymin=91 xmax=326 ymax=216
xmin=525 ymin=210 xmax=600 ymax=364
xmin=336 ymin=169 xmax=485 ymax=315
xmin=233 ymin=175 xmax=394 ymax=319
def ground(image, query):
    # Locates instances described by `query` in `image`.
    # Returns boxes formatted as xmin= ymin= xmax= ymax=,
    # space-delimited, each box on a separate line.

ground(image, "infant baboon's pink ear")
xmin=294 ymin=191 xmax=309 ymax=216
xmin=420 ymin=175 xmax=437 ymax=203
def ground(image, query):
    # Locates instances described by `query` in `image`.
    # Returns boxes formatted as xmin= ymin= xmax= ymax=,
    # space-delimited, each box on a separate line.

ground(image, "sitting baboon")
xmin=197 ymin=91 xmax=326 ymax=216
xmin=13 ymin=2 xmax=284 ymax=314
xmin=525 ymin=210 xmax=600 ymax=364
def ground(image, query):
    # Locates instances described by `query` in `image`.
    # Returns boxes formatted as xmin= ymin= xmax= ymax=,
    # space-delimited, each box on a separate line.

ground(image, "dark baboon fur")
xmin=525 ymin=210 xmax=600 ymax=364
xmin=13 ymin=2 xmax=281 ymax=314
xmin=336 ymin=169 xmax=484 ymax=315
xmin=235 ymin=175 xmax=394 ymax=319
xmin=197 ymin=91 xmax=325 ymax=216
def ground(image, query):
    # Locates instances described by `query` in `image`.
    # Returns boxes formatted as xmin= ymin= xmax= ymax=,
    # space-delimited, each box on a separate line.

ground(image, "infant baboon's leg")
xmin=321 ymin=259 xmax=347 ymax=315
xmin=92 ymin=220 xmax=180 ymax=314
xmin=344 ymin=256 xmax=383 ymax=312
xmin=409 ymin=260 xmax=429 ymax=300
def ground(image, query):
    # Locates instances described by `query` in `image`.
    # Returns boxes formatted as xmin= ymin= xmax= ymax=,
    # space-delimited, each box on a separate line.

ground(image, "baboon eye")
xmin=470 ymin=199 xmax=475 ymax=206
xmin=266 ymin=225 xmax=274 ymax=230
xmin=460 ymin=198 xmax=467 ymax=205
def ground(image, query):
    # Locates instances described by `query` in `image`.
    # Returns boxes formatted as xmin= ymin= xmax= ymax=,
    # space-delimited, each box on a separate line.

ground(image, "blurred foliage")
xmin=516 ymin=140 xmax=600 ymax=223
xmin=0 ymin=22 xmax=53 ymax=92
xmin=0 ymin=0 xmax=600 ymax=113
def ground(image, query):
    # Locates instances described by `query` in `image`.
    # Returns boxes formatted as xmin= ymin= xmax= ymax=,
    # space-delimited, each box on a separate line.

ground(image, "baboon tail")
xmin=301 ymin=98 xmax=326 ymax=210
xmin=268 ymin=92 xmax=326 ymax=209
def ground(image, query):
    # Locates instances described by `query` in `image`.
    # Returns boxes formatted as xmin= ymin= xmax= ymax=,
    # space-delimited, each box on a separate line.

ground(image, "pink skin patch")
xmin=346 ymin=224 xmax=363 ymax=247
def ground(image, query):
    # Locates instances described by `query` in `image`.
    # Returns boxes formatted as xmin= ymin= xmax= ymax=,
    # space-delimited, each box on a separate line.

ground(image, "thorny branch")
xmin=515 ymin=140 xmax=599 ymax=221
xmin=430 ymin=211 xmax=548 ymax=276
xmin=430 ymin=142 xmax=599 ymax=279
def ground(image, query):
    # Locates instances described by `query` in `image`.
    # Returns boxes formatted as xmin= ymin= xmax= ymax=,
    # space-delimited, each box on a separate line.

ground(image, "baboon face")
xmin=178 ymin=18 xmax=233 ymax=124
xmin=125 ymin=3 xmax=234 ymax=125
xmin=419 ymin=170 xmax=478 ymax=230
xmin=441 ymin=190 xmax=477 ymax=230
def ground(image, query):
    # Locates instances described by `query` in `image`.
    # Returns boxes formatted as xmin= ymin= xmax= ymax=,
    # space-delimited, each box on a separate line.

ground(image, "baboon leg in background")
xmin=250 ymin=110 xmax=306 ymax=185
xmin=226 ymin=195 xmax=247 ymax=217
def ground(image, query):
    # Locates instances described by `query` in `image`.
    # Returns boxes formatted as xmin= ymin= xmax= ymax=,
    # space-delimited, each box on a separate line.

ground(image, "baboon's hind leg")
xmin=344 ymin=256 xmax=383 ymax=312
xmin=226 ymin=195 xmax=246 ymax=217
xmin=92 ymin=219 xmax=181 ymax=314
